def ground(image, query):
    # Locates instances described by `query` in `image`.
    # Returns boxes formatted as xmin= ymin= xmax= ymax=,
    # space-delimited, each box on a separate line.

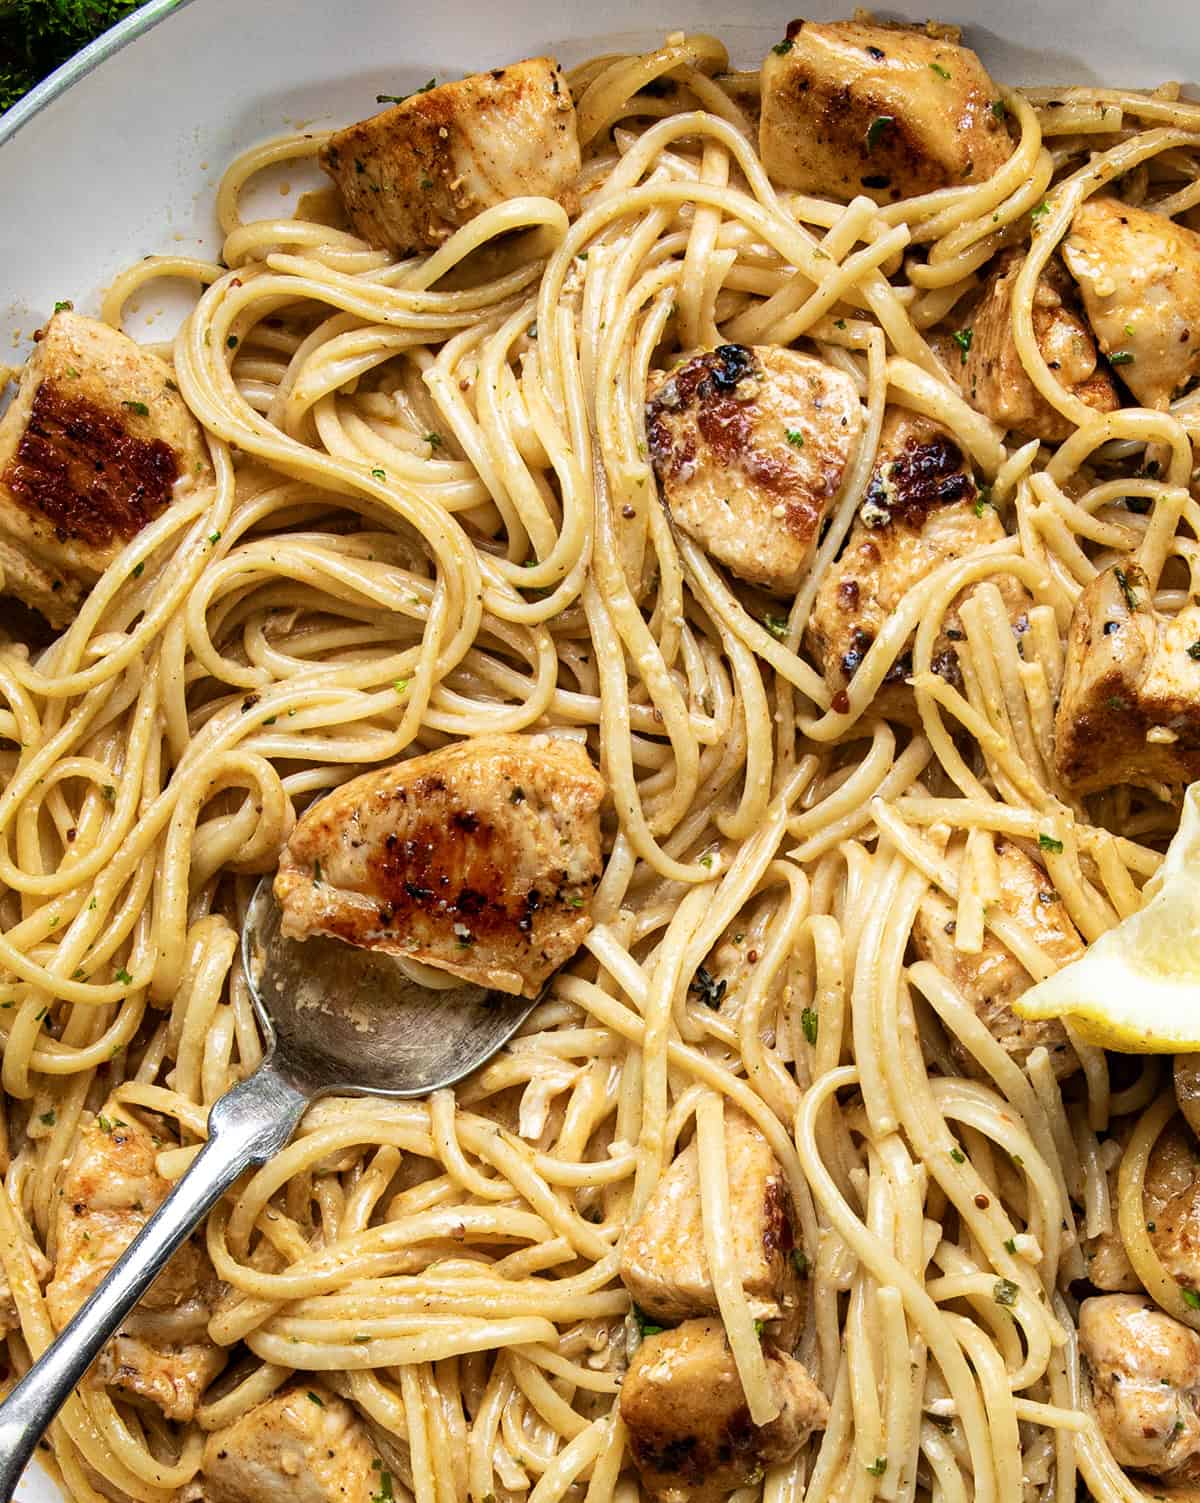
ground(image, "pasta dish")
xmin=3 ymin=17 xmax=1200 ymax=1503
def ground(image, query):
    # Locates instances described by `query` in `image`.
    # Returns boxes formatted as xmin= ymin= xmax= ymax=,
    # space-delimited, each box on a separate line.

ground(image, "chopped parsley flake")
xmin=424 ymin=432 xmax=443 ymax=449
xmin=208 ymin=531 xmax=222 ymax=544
xmin=394 ymin=678 xmax=410 ymax=694
xmin=930 ymin=61 xmax=952 ymax=78
xmin=226 ymin=334 xmax=238 ymax=349
xmin=371 ymin=467 xmax=387 ymax=480
xmin=1114 ymin=565 xmax=1140 ymax=610
xmin=54 ymin=300 xmax=74 ymax=313
xmin=1110 ymin=351 xmax=1136 ymax=365
xmin=1030 ymin=200 xmax=1051 ymax=221
xmin=376 ymin=79 xmax=435 ymax=104
xmin=991 ymin=98 xmax=1008 ymax=119
xmin=866 ymin=1459 xmax=887 ymax=1478
xmin=634 ymin=1306 xmax=664 ymax=1337
xmin=785 ymin=428 xmax=805 ymax=448
xmin=764 ymin=614 xmax=790 ymax=641
xmin=973 ymin=486 xmax=993 ymax=517
xmin=866 ymin=115 xmax=894 ymax=152
xmin=994 ymin=1278 xmax=1019 ymax=1306
xmin=950 ymin=1147 xmax=966 ymax=1164
xmin=772 ymin=39 xmax=794 ymax=55
xmin=801 ymin=1007 xmax=819 ymax=1045
xmin=115 ymin=968 xmax=133 ymax=985
xmin=40 ymin=1111 xmax=55 ymax=1126
xmin=792 ymin=1248 xmax=809 ymax=1276
xmin=122 ymin=400 xmax=150 ymax=417
xmin=1188 ymin=642 xmax=1200 ymax=660
xmin=1004 ymin=1237 xmax=1017 ymax=1254
xmin=131 ymin=562 xmax=144 ymax=578
xmin=952 ymin=327 xmax=973 ymax=362
xmin=1182 ymin=1288 xmax=1200 ymax=1310
xmin=371 ymin=1470 xmax=395 ymax=1503
xmin=313 ymin=860 xmax=323 ymax=885
xmin=1038 ymin=834 xmax=1064 ymax=854
xmin=306 ymin=1391 xmax=324 ymax=1406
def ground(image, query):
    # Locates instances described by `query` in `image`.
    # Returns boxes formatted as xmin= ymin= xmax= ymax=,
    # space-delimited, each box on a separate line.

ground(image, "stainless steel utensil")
xmin=0 ymin=877 xmax=539 ymax=1499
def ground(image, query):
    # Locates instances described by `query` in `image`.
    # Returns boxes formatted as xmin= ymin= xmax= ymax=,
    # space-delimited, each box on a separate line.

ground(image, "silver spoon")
xmin=0 ymin=878 xmax=540 ymax=1500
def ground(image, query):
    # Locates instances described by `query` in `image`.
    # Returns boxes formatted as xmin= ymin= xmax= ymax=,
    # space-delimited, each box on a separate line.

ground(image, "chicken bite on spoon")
xmin=274 ymin=732 xmax=606 ymax=999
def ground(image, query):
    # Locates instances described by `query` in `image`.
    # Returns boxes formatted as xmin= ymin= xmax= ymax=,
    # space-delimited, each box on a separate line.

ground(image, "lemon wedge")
xmin=1013 ymin=783 xmax=1200 ymax=1052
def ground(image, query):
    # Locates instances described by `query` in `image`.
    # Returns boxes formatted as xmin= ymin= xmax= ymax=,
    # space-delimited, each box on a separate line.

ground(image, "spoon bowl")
xmin=244 ymin=878 xmax=539 ymax=1098
xmin=0 ymin=875 xmax=541 ymax=1501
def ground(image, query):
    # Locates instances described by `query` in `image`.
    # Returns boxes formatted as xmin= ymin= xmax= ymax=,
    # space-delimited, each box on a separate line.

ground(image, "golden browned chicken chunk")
xmin=620 ymin=1109 xmax=802 ymax=1325
xmin=1054 ymin=563 xmax=1200 ymax=794
xmin=911 ymin=836 xmax=1081 ymax=1079
xmin=1087 ymin=1118 xmax=1200 ymax=1294
xmin=1141 ymin=1119 xmax=1200 ymax=1297
xmin=0 ymin=310 xmax=211 ymax=628
xmin=961 ymin=251 xmax=1119 ymax=441
xmin=807 ymin=408 xmax=1027 ymax=721
xmin=621 ymin=1318 xmax=828 ymax=1503
xmin=1177 ymin=1055 xmax=1200 ymax=1140
xmin=320 ymin=58 xmax=580 ymax=257
xmin=45 ymin=1101 xmax=224 ymax=1421
xmin=759 ymin=18 xmax=1012 ymax=205
xmin=274 ymin=733 xmax=606 ymax=999
xmin=201 ymin=1384 xmax=380 ymax=1503
xmin=1080 ymin=1295 xmax=1200 ymax=1486
xmin=1062 ymin=197 xmax=1200 ymax=410
xmin=645 ymin=344 xmax=862 ymax=595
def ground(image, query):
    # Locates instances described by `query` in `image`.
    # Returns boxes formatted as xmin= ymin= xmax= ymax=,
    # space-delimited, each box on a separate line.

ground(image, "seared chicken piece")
xmin=1080 ymin=1295 xmax=1200 ymax=1485
xmin=1141 ymin=1120 xmax=1200 ymax=1297
xmin=274 ymin=733 xmax=606 ymax=999
xmin=911 ymin=837 xmax=1082 ymax=1079
xmin=1054 ymin=563 xmax=1200 ymax=794
xmin=806 ymin=408 xmax=1027 ymax=721
xmin=320 ymin=58 xmax=580 ymax=257
xmin=1086 ymin=1118 xmax=1200 ymax=1293
xmin=645 ymin=344 xmax=862 ymax=595
xmin=0 ymin=311 xmax=211 ymax=628
xmin=759 ymin=18 xmax=1012 ymax=205
xmin=1062 ymin=197 xmax=1200 ymax=409
xmin=1177 ymin=1055 xmax=1200 ymax=1141
xmin=45 ymin=1101 xmax=224 ymax=1421
xmin=961 ymin=251 xmax=1119 ymax=441
xmin=202 ymin=1385 xmax=380 ymax=1503
xmin=621 ymin=1318 xmax=828 ymax=1503
xmin=620 ymin=1109 xmax=801 ymax=1325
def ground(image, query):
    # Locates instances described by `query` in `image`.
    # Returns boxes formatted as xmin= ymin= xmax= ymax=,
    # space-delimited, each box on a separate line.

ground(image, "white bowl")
xmin=0 ymin=0 xmax=1196 ymax=1498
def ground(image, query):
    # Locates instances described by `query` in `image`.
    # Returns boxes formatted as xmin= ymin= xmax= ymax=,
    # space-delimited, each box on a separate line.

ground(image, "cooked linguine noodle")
xmin=2 ymin=24 xmax=1200 ymax=1503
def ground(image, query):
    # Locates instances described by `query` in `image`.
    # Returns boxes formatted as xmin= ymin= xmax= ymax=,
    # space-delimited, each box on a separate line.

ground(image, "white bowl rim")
xmin=0 ymin=0 xmax=192 ymax=149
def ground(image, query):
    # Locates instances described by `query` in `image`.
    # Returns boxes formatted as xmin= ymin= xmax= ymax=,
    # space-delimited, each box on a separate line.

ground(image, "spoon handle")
xmin=0 ymin=1064 xmax=307 ymax=1502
